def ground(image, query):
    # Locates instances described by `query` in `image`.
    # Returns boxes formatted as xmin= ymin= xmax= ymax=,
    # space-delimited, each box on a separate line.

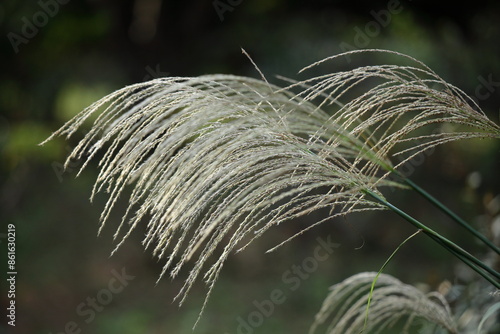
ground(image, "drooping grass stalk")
xmin=309 ymin=271 xmax=458 ymax=334
xmin=42 ymin=50 xmax=500 ymax=320
xmin=365 ymin=190 xmax=500 ymax=289
xmin=394 ymin=173 xmax=500 ymax=255
xmin=292 ymin=48 xmax=500 ymax=257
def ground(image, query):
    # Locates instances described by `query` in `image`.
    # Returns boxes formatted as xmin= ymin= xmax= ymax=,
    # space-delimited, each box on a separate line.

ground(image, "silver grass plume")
xmin=41 ymin=74 xmax=392 ymax=316
xmin=41 ymin=50 xmax=500 ymax=319
xmin=309 ymin=272 xmax=458 ymax=334
xmin=287 ymin=49 xmax=500 ymax=179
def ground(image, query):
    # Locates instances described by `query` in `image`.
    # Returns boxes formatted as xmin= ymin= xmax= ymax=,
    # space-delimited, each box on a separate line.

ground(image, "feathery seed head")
xmin=41 ymin=50 xmax=500 ymax=321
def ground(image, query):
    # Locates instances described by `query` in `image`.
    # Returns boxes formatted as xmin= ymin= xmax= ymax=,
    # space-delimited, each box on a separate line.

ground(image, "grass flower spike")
xmin=41 ymin=50 xmax=500 ymax=323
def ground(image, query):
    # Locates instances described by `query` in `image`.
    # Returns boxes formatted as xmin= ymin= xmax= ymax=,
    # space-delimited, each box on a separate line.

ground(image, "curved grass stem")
xmin=365 ymin=190 xmax=500 ymax=289
xmin=399 ymin=175 xmax=500 ymax=255
xmin=362 ymin=229 xmax=423 ymax=333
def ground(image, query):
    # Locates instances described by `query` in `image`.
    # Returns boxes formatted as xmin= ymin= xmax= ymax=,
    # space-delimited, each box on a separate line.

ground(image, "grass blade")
xmin=362 ymin=229 xmax=422 ymax=333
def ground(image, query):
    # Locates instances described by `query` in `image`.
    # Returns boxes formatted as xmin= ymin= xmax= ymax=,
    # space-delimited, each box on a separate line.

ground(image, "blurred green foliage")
xmin=1 ymin=0 xmax=499 ymax=333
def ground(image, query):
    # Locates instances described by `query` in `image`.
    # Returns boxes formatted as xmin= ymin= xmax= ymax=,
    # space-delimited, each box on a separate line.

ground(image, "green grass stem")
xmin=400 ymin=175 xmax=500 ymax=255
xmin=365 ymin=190 xmax=500 ymax=289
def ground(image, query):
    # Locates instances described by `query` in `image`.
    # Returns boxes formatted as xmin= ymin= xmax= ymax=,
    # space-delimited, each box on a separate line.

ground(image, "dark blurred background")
xmin=1 ymin=0 xmax=500 ymax=333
